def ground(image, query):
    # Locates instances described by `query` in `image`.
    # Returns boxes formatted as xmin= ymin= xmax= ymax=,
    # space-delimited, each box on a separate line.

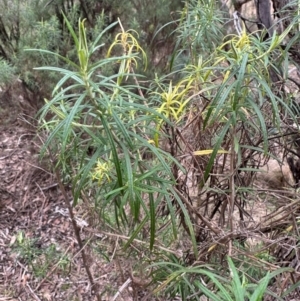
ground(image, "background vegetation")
xmin=1 ymin=0 xmax=300 ymax=300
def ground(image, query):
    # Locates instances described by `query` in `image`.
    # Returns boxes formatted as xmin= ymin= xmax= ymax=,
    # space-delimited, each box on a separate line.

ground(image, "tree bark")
xmin=256 ymin=0 xmax=273 ymax=38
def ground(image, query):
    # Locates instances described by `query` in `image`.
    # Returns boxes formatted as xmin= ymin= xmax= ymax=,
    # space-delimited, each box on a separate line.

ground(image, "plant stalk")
xmin=50 ymin=153 xmax=101 ymax=301
xmin=228 ymin=125 xmax=236 ymax=256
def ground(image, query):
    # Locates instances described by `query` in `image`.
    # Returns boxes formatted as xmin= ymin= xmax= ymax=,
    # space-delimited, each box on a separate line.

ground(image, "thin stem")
xmin=228 ymin=125 xmax=236 ymax=248
xmin=49 ymin=153 xmax=101 ymax=301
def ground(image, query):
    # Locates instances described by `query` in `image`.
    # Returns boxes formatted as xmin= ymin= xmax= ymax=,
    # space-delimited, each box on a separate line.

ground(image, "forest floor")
xmin=0 ymin=91 xmax=153 ymax=301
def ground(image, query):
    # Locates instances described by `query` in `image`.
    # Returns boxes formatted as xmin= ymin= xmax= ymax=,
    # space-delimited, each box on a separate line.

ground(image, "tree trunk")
xmin=256 ymin=0 xmax=273 ymax=38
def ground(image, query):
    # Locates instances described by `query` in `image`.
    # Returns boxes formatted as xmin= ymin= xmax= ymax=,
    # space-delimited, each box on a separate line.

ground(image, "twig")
xmin=16 ymin=260 xmax=29 ymax=272
xmin=110 ymin=236 xmax=119 ymax=261
xmin=40 ymin=183 xmax=58 ymax=190
xmin=17 ymin=133 xmax=35 ymax=146
xmin=26 ymin=283 xmax=42 ymax=301
xmin=72 ymin=236 xmax=91 ymax=260
xmin=173 ymin=187 xmax=222 ymax=235
xmin=34 ymin=181 xmax=47 ymax=228
xmin=130 ymin=66 xmax=146 ymax=104
xmin=111 ymin=278 xmax=132 ymax=301
xmin=0 ymin=150 xmax=18 ymax=160
xmin=233 ymin=11 xmax=242 ymax=36
xmin=84 ymin=227 xmax=182 ymax=257
xmin=24 ymin=161 xmax=53 ymax=175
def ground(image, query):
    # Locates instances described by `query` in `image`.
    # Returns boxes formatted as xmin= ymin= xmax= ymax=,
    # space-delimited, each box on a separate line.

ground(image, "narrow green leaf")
xmin=40 ymin=121 xmax=65 ymax=156
xmin=194 ymin=282 xmax=223 ymax=301
xmin=72 ymin=147 xmax=105 ymax=205
xmin=232 ymin=53 xmax=248 ymax=110
xmin=227 ymin=257 xmax=244 ymax=300
xmin=170 ymin=187 xmax=198 ymax=258
xmin=27 ymin=48 xmax=79 ymax=69
xmin=247 ymin=98 xmax=269 ymax=153
xmin=148 ymin=183 xmax=156 ymax=250
xmin=204 ymin=72 xmax=236 ymax=128
xmin=90 ymin=21 xmax=118 ymax=54
xmin=112 ymin=110 xmax=134 ymax=149
xmin=61 ymin=93 xmax=87 ymax=152
xmin=164 ymin=193 xmax=178 ymax=239
xmin=62 ymin=12 xmax=79 ymax=49
xmin=203 ymin=119 xmax=231 ymax=183
xmin=249 ymin=272 xmax=270 ymax=301
xmin=121 ymin=144 xmax=135 ymax=215
xmin=100 ymin=115 xmax=123 ymax=190
xmin=124 ymin=216 xmax=148 ymax=250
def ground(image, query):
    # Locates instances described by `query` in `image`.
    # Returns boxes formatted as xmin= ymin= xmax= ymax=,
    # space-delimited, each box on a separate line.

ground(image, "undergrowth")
xmin=11 ymin=231 xmax=70 ymax=279
xmin=29 ymin=0 xmax=300 ymax=300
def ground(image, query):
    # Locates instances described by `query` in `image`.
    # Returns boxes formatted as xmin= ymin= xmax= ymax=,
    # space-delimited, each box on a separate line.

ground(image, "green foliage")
xmin=0 ymin=0 xmax=183 ymax=103
xmin=180 ymin=0 xmax=224 ymax=52
xmin=33 ymin=16 xmax=199 ymax=254
xmin=21 ymin=0 xmax=300 ymax=297
xmin=151 ymin=256 xmax=292 ymax=300
xmin=166 ymin=0 xmax=299 ymax=196
xmin=147 ymin=1 xmax=300 ymax=297
xmin=32 ymin=17 xmax=62 ymax=51
xmin=170 ymin=0 xmax=225 ymax=73
xmin=11 ymin=231 xmax=70 ymax=278
xmin=234 ymin=241 xmax=276 ymax=282
xmin=0 ymin=58 xmax=16 ymax=85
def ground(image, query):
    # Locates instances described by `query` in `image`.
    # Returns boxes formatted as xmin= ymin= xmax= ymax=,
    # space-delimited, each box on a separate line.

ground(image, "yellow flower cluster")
xmin=92 ymin=159 xmax=112 ymax=184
